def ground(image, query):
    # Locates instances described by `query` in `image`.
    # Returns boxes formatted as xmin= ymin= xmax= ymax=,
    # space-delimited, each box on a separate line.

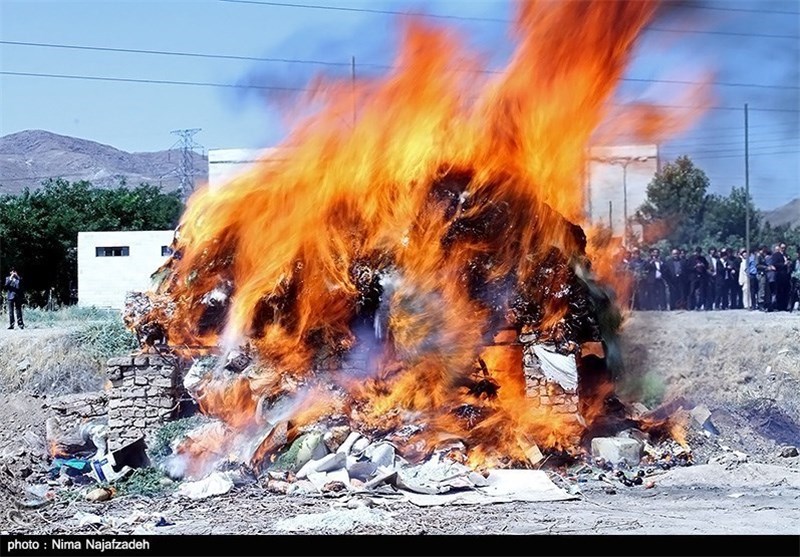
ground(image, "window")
xmin=96 ymin=246 xmax=129 ymax=257
xmin=161 ymin=245 xmax=173 ymax=257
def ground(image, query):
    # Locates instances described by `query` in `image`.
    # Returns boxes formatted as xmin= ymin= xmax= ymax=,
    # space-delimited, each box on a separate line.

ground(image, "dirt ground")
xmin=1 ymin=311 xmax=799 ymax=536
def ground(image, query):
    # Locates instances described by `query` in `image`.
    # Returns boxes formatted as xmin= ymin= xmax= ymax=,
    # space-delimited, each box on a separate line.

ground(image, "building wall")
xmin=77 ymin=230 xmax=175 ymax=309
xmin=586 ymin=145 xmax=659 ymax=238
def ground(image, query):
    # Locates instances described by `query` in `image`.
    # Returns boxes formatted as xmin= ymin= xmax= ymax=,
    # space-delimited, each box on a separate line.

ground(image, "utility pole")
xmin=351 ymin=56 xmax=356 ymax=127
xmin=608 ymin=201 xmax=613 ymax=230
xmin=744 ymin=103 xmax=750 ymax=252
xmin=170 ymin=128 xmax=203 ymax=201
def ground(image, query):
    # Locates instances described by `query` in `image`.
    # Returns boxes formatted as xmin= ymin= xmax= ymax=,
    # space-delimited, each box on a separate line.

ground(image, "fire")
xmin=144 ymin=0 xmax=694 ymax=468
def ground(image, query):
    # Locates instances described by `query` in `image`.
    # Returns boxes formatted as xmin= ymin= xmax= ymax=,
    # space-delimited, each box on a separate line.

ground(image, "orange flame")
xmin=149 ymin=0 xmax=702 ymax=466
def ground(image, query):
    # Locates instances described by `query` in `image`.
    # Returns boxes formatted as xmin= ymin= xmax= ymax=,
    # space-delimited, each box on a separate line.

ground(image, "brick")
xmin=148 ymin=355 xmax=166 ymax=366
xmin=134 ymin=399 xmax=147 ymax=408
xmin=107 ymin=357 xmax=133 ymax=367
xmin=159 ymin=399 xmax=174 ymax=409
xmin=130 ymin=388 xmax=145 ymax=397
xmin=133 ymin=355 xmax=149 ymax=366
xmin=133 ymin=419 xmax=146 ymax=428
xmin=134 ymin=376 xmax=149 ymax=386
xmin=153 ymin=377 xmax=172 ymax=388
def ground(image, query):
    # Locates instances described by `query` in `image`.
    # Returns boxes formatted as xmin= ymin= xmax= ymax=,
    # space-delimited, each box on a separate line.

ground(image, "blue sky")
xmin=0 ymin=0 xmax=797 ymax=209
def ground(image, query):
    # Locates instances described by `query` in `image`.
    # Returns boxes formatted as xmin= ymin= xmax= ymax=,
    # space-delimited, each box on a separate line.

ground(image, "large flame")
xmin=148 ymin=0 xmax=694 ymax=467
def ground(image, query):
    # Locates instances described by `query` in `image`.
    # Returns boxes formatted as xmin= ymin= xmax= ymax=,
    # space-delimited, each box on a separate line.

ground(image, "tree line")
xmin=0 ymin=179 xmax=182 ymax=306
xmin=635 ymin=155 xmax=800 ymax=252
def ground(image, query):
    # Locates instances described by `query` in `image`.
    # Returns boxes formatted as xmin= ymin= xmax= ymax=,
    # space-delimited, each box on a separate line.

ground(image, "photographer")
xmin=4 ymin=268 xmax=25 ymax=330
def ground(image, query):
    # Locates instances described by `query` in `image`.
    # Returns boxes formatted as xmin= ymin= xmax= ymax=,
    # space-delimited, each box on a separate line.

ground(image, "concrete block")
xmin=122 ymin=377 xmax=135 ymax=388
xmin=130 ymin=388 xmax=145 ymax=397
xmin=591 ymin=437 xmax=643 ymax=466
xmin=133 ymin=419 xmax=146 ymax=428
xmin=134 ymin=376 xmax=149 ymax=386
xmin=133 ymin=355 xmax=149 ymax=366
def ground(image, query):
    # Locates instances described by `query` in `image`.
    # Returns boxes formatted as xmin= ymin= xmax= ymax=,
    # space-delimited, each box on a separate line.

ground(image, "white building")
xmin=585 ymin=144 xmax=659 ymax=238
xmin=77 ymin=230 xmax=175 ymax=309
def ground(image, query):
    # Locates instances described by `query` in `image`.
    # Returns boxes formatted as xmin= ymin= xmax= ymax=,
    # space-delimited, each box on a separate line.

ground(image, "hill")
xmin=0 ymin=130 xmax=207 ymax=195
xmin=763 ymin=198 xmax=800 ymax=228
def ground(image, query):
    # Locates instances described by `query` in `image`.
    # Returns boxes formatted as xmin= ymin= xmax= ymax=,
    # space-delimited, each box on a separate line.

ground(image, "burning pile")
xmin=127 ymin=0 xmax=691 ymax=478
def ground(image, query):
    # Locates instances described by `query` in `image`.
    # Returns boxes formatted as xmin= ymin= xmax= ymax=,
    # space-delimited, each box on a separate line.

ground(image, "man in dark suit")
xmin=4 ymin=268 xmax=24 ymax=330
xmin=771 ymin=243 xmax=790 ymax=311
xmin=662 ymin=248 xmax=687 ymax=310
xmin=724 ymin=248 xmax=742 ymax=309
xmin=688 ymin=247 xmax=708 ymax=310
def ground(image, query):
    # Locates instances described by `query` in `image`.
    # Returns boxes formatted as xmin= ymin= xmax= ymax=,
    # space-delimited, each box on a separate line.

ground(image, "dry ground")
xmin=1 ymin=310 xmax=799 ymax=536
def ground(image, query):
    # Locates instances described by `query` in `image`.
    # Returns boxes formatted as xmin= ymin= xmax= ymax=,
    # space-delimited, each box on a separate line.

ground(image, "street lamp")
xmin=592 ymin=154 xmax=656 ymax=245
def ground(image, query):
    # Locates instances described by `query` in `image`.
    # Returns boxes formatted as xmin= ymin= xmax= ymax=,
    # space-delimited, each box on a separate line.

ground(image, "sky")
xmin=0 ymin=0 xmax=798 ymax=210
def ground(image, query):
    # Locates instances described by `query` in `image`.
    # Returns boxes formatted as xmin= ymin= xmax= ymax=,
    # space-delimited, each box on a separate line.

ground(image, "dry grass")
xmin=0 ymin=308 xmax=138 ymax=395
xmin=619 ymin=310 xmax=800 ymax=420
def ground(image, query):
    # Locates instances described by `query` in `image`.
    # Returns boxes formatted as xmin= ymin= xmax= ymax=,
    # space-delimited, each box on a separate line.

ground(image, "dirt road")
xmin=1 ymin=310 xmax=799 ymax=536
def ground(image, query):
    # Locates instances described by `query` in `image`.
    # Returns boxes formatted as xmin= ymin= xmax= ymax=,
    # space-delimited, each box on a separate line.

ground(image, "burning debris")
xmin=112 ymin=0 xmax=699 ymax=492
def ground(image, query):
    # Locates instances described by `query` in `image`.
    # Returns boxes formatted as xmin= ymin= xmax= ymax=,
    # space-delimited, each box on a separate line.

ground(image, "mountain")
xmin=0 ymin=130 xmax=207 ymax=195
xmin=762 ymin=198 xmax=800 ymax=228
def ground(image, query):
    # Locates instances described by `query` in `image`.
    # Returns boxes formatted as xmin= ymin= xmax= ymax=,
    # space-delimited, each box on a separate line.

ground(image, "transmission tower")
xmin=169 ymin=128 xmax=203 ymax=200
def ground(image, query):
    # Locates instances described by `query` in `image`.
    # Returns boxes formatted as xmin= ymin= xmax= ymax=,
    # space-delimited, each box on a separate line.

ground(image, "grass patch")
xmin=69 ymin=320 xmax=138 ymax=363
xmin=115 ymin=467 xmax=174 ymax=497
xmin=24 ymin=306 xmax=121 ymax=327
xmin=148 ymin=416 xmax=206 ymax=461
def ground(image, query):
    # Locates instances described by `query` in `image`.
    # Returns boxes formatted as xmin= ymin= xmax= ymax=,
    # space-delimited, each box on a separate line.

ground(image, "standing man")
xmin=771 ymin=243 xmax=791 ymax=311
xmin=688 ymin=247 xmax=708 ymax=311
xmin=663 ymin=248 xmax=687 ymax=310
xmin=626 ymin=248 xmax=645 ymax=310
xmin=747 ymin=248 xmax=758 ymax=310
xmin=643 ymin=248 xmax=666 ymax=310
xmin=789 ymin=245 xmax=800 ymax=312
xmin=723 ymin=248 xmax=741 ymax=309
xmin=738 ymin=248 xmax=751 ymax=310
xmin=707 ymin=247 xmax=724 ymax=310
xmin=4 ymin=268 xmax=25 ymax=330
xmin=756 ymin=245 xmax=772 ymax=312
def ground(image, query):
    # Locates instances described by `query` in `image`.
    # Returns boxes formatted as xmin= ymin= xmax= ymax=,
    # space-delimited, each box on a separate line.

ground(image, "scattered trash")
xmin=176 ymin=471 xmax=234 ymax=499
xmin=85 ymin=487 xmax=114 ymax=502
xmin=89 ymin=437 xmax=148 ymax=483
xmin=296 ymin=451 xmax=346 ymax=479
xmin=728 ymin=492 xmax=745 ymax=498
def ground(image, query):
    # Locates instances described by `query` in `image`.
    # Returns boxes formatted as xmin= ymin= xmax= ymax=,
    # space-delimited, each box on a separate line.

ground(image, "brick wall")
xmin=106 ymin=354 xmax=180 ymax=450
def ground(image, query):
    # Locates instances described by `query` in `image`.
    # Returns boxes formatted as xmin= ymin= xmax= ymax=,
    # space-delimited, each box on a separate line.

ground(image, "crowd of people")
xmin=621 ymin=243 xmax=800 ymax=313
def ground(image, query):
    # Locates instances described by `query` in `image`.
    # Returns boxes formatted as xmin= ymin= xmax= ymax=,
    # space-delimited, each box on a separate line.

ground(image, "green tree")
xmin=701 ymin=186 xmax=761 ymax=250
xmin=0 ymin=179 xmax=182 ymax=305
xmin=636 ymin=155 xmax=710 ymax=247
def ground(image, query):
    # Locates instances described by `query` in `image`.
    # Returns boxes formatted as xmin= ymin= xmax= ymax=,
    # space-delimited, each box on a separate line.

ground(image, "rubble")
xmin=779 ymin=446 xmax=798 ymax=458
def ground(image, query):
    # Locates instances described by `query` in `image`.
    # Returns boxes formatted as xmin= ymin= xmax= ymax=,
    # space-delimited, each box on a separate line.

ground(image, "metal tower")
xmin=169 ymin=128 xmax=203 ymax=200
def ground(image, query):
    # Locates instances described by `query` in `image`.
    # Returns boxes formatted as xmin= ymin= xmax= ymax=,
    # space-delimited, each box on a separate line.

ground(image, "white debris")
xmin=402 ymin=469 xmax=576 ymax=507
xmin=531 ymin=345 xmax=577 ymax=391
xmin=176 ymin=471 xmax=234 ymax=500
xmin=296 ymin=451 xmax=346 ymax=479
xmin=337 ymin=432 xmax=362 ymax=455
xmin=364 ymin=442 xmax=395 ymax=468
xmin=591 ymin=437 xmax=643 ymax=466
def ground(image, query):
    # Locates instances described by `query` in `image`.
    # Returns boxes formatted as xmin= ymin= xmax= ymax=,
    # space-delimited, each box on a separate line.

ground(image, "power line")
xmin=3 ymin=70 xmax=799 ymax=114
xmin=679 ymin=1 xmax=800 ymax=15
xmin=0 ymin=70 xmax=303 ymax=92
xmin=217 ymin=0 xmax=800 ymax=39
xmin=3 ymin=39 xmax=795 ymax=91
